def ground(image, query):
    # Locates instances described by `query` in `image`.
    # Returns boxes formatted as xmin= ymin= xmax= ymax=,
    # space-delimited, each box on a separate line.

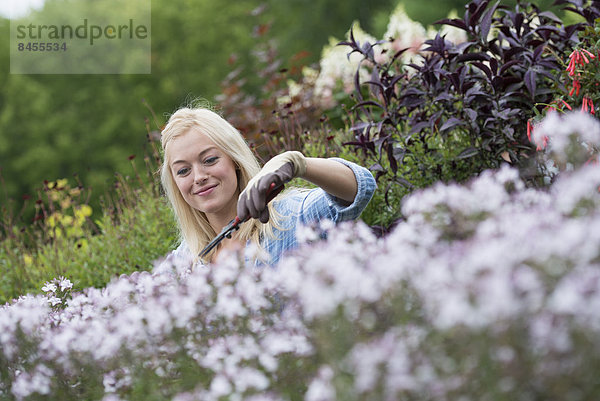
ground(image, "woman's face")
xmin=167 ymin=128 xmax=239 ymax=220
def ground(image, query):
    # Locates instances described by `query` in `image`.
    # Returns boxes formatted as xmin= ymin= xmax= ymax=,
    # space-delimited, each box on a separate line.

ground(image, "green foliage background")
xmin=0 ymin=0 xmax=388 ymax=213
xmin=0 ymin=0 xmax=563 ymax=223
xmin=0 ymin=0 xmax=583 ymax=301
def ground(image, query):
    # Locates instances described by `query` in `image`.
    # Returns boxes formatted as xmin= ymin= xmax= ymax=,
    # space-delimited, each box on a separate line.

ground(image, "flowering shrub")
xmin=287 ymin=6 xmax=468 ymax=231
xmin=336 ymin=0 xmax=600 ymax=230
xmin=526 ymin=19 xmax=600 ymax=184
xmin=313 ymin=5 xmax=467 ymax=111
xmin=531 ymin=111 xmax=600 ymax=177
xmin=528 ymin=20 xmax=600 ymax=172
xmin=1 ymin=112 xmax=599 ymax=400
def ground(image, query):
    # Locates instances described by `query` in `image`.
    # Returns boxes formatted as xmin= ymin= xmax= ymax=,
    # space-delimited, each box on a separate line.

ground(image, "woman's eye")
xmin=204 ymin=156 xmax=219 ymax=165
xmin=176 ymin=167 xmax=189 ymax=176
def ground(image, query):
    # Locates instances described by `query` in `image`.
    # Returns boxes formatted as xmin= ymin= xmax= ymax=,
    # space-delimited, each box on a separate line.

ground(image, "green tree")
xmin=401 ymin=0 xmax=562 ymax=26
xmin=265 ymin=0 xmax=397 ymax=62
xmin=0 ymin=0 xmax=267 ymax=222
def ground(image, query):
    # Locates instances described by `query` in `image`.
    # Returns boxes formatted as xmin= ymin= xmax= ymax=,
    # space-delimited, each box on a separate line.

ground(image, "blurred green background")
xmin=0 ymin=0 xmax=558 ymax=225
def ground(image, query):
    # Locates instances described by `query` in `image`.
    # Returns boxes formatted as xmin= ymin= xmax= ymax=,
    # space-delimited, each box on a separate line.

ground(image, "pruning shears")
xmin=199 ymin=182 xmax=284 ymax=259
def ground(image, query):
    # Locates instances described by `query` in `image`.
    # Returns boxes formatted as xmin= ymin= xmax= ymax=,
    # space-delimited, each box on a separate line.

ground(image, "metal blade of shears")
xmin=198 ymin=182 xmax=285 ymax=260
xmin=199 ymin=216 xmax=242 ymax=258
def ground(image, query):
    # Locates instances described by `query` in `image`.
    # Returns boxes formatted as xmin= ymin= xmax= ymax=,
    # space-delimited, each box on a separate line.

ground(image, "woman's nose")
xmin=192 ymin=165 xmax=208 ymax=183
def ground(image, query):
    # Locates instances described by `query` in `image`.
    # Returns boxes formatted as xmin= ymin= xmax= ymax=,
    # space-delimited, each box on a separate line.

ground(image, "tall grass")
xmin=0 ymin=136 xmax=177 ymax=304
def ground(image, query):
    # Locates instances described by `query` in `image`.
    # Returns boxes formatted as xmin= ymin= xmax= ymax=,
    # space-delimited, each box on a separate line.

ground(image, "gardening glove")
xmin=237 ymin=151 xmax=307 ymax=223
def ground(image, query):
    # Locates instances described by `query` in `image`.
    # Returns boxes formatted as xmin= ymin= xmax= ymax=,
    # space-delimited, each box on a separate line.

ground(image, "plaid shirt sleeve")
xmin=262 ymin=158 xmax=376 ymax=266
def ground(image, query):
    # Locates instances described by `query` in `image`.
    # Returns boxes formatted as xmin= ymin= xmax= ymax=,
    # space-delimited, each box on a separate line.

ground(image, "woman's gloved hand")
xmin=237 ymin=151 xmax=307 ymax=223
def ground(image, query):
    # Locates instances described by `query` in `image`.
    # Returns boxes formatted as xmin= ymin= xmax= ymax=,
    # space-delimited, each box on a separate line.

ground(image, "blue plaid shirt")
xmin=173 ymin=158 xmax=376 ymax=266
xmin=262 ymin=158 xmax=375 ymax=265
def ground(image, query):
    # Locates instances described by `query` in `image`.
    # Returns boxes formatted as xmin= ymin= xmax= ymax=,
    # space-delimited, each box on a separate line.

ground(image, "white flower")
xmin=59 ymin=278 xmax=73 ymax=291
xmin=305 ymin=365 xmax=336 ymax=401
xmin=11 ymin=365 xmax=53 ymax=399
xmin=47 ymin=297 xmax=62 ymax=307
xmin=533 ymin=111 xmax=600 ymax=166
xmin=314 ymin=22 xmax=377 ymax=106
xmin=232 ymin=367 xmax=269 ymax=392
xmin=215 ymin=285 xmax=246 ymax=319
xmin=41 ymin=282 xmax=57 ymax=293
xmin=383 ymin=4 xmax=428 ymax=64
xmin=102 ymin=394 xmax=125 ymax=401
xmin=296 ymin=224 xmax=320 ymax=244
xmin=210 ymin=375 xmax=232 ymax=398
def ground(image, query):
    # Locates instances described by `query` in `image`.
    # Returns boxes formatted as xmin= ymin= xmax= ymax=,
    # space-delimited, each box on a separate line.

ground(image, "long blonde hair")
xmin=160 ymin=105 xmax=276 ymax=263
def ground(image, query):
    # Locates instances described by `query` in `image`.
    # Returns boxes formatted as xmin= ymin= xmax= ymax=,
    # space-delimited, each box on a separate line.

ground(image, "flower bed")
xmin=1 ymin=112 xmax=599 ymax=400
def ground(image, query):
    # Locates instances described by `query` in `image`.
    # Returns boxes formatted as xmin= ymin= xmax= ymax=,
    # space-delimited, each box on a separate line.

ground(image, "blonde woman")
xmin=160 ymin=106 xmax=376 ymax=266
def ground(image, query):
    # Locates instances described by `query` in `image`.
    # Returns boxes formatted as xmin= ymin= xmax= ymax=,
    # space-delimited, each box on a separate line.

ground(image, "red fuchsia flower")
xmin=569 ymin=79 xmax=581 ymax=97
xmin=535 ymin=135 xmax=549 ymax=151
xmin=559 ymin=99 xmax=573 ymax=111
xmin=527 ymin=119 xmax=549 ymax=150
xmin=582 ymin=96 xmax=595 ymax=115
xmin=580 ymin=48 xmax=595 ymax=63
xmin=545 ymin=99 xmax=572 ymax=113
xmin=566 ymin=49 xmax=596 ymax=76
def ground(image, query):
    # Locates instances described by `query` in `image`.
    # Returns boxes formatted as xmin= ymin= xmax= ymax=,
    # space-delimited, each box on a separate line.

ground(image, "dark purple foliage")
xmin=339 ymin=0 xmax=600 ymax=191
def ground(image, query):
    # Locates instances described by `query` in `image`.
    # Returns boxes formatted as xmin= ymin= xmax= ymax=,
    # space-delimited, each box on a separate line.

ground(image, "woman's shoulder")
xmin=273 ymin=186 xmax=316 ymax=211
xmin=153 ymin=240 xmax=199 ymax=276
xmin=172 ymin=240 xmax=192 ymax=258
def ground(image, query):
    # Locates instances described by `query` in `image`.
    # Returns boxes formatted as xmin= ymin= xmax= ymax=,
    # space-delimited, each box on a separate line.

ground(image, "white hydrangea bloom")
xmin=383 ymin=4 xmax=428 ymax=64
xmin=314 ymin=23 xmax=377 ymax=108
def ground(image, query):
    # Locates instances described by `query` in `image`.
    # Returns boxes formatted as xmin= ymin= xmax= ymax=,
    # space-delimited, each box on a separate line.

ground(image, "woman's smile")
xmin=194 ymin=184 xmax=217 ymax=196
